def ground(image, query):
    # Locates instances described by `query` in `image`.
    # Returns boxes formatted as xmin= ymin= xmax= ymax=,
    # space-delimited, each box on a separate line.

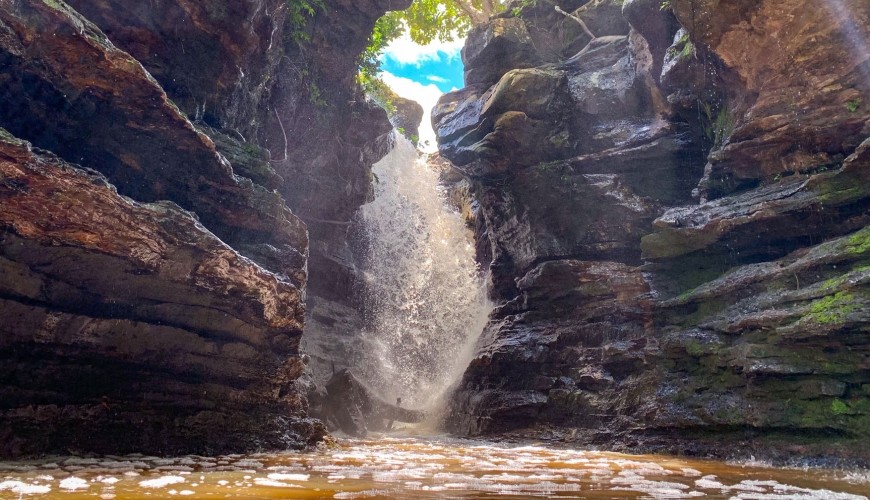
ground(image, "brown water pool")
xmin=1 ymin=436 xmax=868 ymax=498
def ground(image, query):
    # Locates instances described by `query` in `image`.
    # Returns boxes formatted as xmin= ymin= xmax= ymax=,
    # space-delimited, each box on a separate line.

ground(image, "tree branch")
xmin=272 ymin=107 xmax=288 ymax=163
xmin=455 ymin=0 xmax=487 ymax=24
xmin=555 ymin=5 xmax=596 ymax=40
xmin=482 ymin=0 xmax=497 ymax=18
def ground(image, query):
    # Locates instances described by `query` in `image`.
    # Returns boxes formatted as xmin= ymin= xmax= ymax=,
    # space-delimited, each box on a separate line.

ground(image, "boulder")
xmin=195 ymin=124 xmax=284 ymax=191
xmin=622 ymin=0 xmax=680 ymax=83
xmin=447 ymin=259 xmax=653 ymax=435
xmin=433 ymin=85 xmax=491 ymax=166
xmin=463 ymin=17 xmax=542 ymax=86
xmin=65 ymin=0 xmax=412 ymax=343
xmin=556 ymin=0 xmax=630 ymax=57
xmin=564 ymin=36 xmax=651 ymax=121
xmin=650 ymin=225 xmax=870 ymax=438
xmin=390 ymin=95 xmax=425 ymax=144
xmin=563 ymin=120 xmax=707 ymax=203
xmin=0 ymin=0 xmax=410 ymax=457
xmin=477 ymin=166 xmax=658 ymax=297
xmin=321 ymin=370 xmax=426 ymax=436
xmin=660 ymin=29 xmax=707 ymax=100
xmin=434 ymin=68 xmax=574 ymax=173
xmin=65 ymin=0 xmax=286 ymax=132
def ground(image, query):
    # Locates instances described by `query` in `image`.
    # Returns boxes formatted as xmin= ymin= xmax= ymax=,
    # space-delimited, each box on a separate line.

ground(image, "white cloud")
xmin=426 ymin=75 xmax=449 ymax=83
xmin=381 ymin=31 xmax=463 ymax=66
xmin=380 ymin=71 xmax=444 ymax=153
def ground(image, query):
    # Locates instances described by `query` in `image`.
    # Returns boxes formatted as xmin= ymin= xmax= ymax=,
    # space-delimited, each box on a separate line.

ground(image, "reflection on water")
xmin=1 ymin=437 xmax=867 ymax=499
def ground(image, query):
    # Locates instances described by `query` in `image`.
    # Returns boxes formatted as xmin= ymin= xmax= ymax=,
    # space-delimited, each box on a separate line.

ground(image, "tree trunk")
xmin=455 ymin=0 xmax=488 ymax=24
xmin=482 ymin=0 xmax=497 ymax=18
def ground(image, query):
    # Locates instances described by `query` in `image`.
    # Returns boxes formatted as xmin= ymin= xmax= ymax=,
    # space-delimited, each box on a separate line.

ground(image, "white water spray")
xmin=352 ymin=133 xmax=492 ymax=414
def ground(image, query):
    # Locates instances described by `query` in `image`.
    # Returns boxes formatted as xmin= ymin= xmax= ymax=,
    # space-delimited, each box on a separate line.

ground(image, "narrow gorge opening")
xmin=1 ymin=0 xmax=870 ymax=497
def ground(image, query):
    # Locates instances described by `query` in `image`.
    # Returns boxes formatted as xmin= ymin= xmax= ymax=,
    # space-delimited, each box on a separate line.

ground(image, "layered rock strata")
xmin=436 ymin=0 xmax=870 ymax=462
xmin=0 ymin=131 xmax=316 ymax=457
xmin=0 ymin=0 xmax=400 ymax=456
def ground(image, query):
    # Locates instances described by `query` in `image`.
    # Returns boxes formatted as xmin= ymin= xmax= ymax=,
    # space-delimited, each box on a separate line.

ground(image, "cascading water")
xmin=351 ymin=132 xmax=492 ymax=417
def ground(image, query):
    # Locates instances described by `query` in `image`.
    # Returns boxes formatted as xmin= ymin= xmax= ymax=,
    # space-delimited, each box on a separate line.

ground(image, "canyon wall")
xmin=0 ymin=0 xmax=401 ymax=457
xmin=436 ymin=0 xmax=870 ymax=463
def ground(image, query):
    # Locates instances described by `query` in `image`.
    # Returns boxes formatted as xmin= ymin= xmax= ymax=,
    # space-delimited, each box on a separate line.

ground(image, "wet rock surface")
xmin=318 ymin=370 xmax=426 ymax=437
xmin=669 ymin=0 xmax=870 ymax=200
xmin=0 ymin=0 xmax=401 ymax=457
xmin=0 ymin=131 xmax=321 ymax=457
xmin=435 ymin=0 xmax=870 ymax=462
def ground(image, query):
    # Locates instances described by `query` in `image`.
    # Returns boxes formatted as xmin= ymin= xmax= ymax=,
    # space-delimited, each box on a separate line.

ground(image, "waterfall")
xmin=352 ymin=132 xmax=492 ymax=416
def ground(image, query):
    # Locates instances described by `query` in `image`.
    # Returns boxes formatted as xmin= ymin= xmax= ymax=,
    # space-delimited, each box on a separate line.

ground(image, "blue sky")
xmin=379 ymin=33 xmax=465 ymax=151
xmin=381 ymin=48 xmax=464 ymax=93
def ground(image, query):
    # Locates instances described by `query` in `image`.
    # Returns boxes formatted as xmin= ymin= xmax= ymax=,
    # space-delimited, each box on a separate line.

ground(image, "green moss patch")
xmin=847 ymin=227 xmax=870 ymax=256
xmin=805 ymin=291 xmax=858 ymax=325
xmin=831 ymin=398 xmax=850 ymax=415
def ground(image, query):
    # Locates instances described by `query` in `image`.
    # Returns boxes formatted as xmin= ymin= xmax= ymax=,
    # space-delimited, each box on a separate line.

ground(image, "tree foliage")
xmin=285 ymin=0 xmax=326 ymax=43
xmin=360 ymin=0 xmax=514 ymax=76
xmin=360 ymin=11 xmax=405 ymax=77
xmin=401 ymin=0 xmax=510 ymax=45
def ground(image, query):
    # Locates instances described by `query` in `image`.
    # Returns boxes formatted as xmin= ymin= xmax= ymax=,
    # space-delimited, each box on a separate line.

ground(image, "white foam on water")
xmin=253 ymin=478 xmax=301 ymax=488
xmin=0 ymin=438 xmax=865 ymax=498
xmin=842 ymin=470 xmax=870 ymax=484
xmin=59 ymin=476 xmax=90 ymax=490
xmin=0 ymin=480 xmax=51 ymax=495
xmin=334 ymin=489 xmax=392 ymax=498
xmin=266 ymin=473 xmax=309 ymax=481
xmin=139 ymin=475 xmax=185 ymax=488
xmin=233 ymin=460 xmax=263 ymax=468
xmin=442 ymin=482 xmax=468 ymax=489
xmin=476 ymin=480 xmax=583 ymax=493
xmin=371 ymin=469 xmax=429 ymax=482
xmin=696 ymin=475 xmax=728 ymax=490
xmin=528 ymin=473 xmax=565 ymax=481
xmin=729 ymin=456 xmax=774 ymax=468
xmin=432 ymin=472 xmax=477 ymax=482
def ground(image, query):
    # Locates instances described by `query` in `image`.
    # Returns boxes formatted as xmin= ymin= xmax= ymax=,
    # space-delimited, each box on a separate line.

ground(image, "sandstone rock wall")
xmin=436 ymin=0 xmax=870 ymax=462
xmin=0 ymin=0 xmax=400 ymax=457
